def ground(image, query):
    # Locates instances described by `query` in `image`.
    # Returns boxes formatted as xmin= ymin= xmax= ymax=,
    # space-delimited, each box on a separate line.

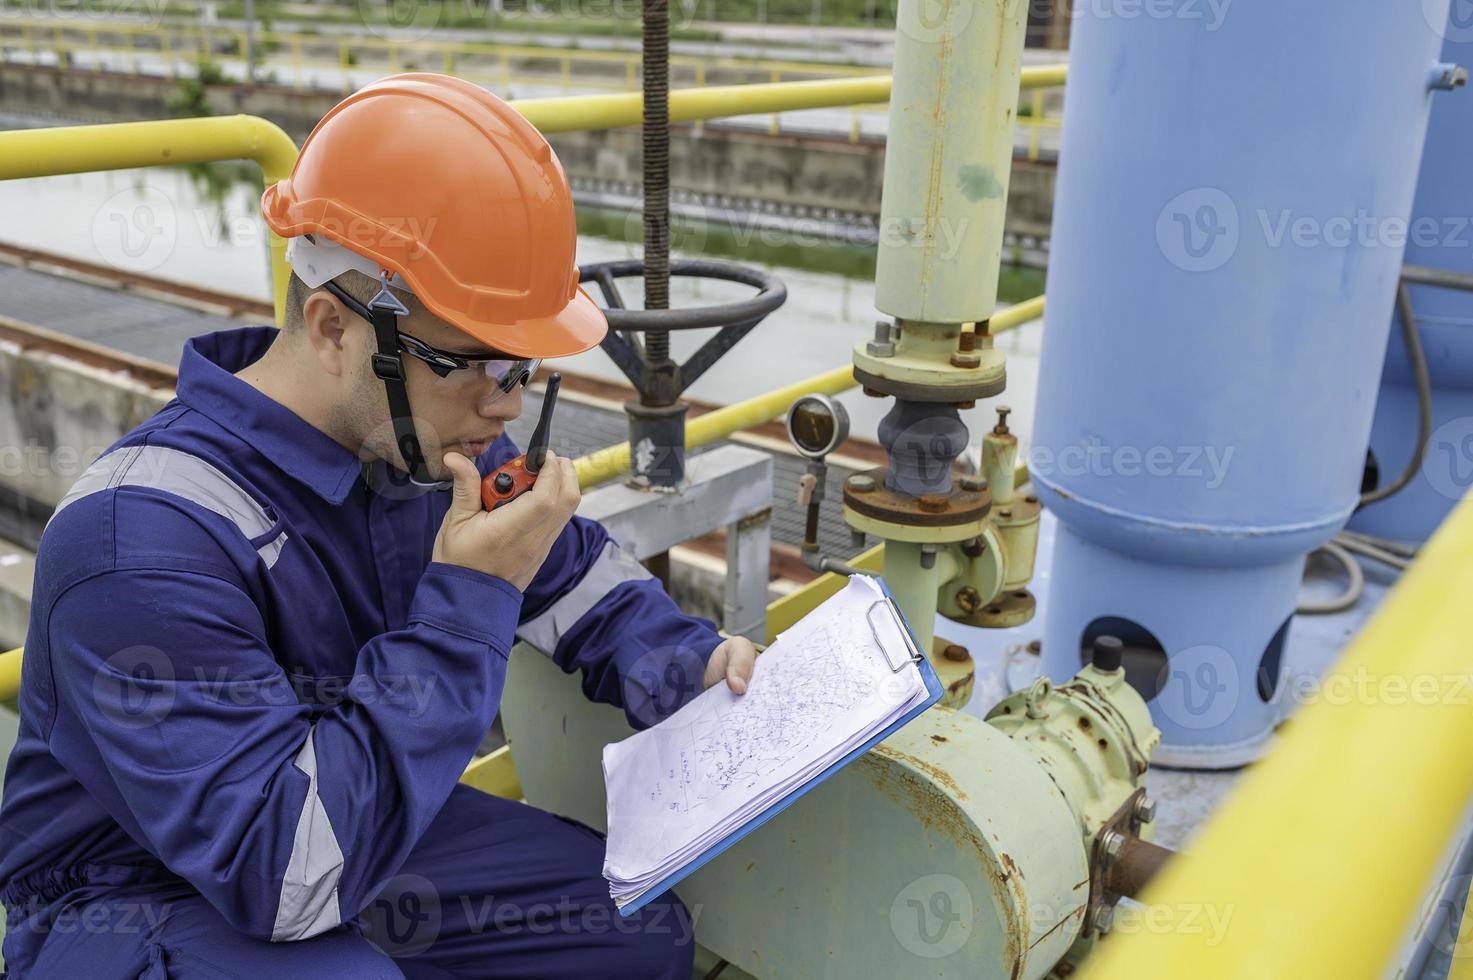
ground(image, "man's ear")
xmin=301 ymin=287 xmax=354 ymax=378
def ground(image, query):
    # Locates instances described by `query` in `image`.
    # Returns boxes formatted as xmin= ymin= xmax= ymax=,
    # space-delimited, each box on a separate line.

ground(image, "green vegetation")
xmin=167 ymin=58 xmax=226 ymax=117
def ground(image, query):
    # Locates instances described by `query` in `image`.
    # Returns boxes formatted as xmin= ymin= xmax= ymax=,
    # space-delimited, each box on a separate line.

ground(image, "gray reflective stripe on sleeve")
xmin=273 ymin=727 xmax=345 ymax=941
xmin=516 ymin=540 xmax=653 ymax=654
xmin=50 ymin=445 xmax=287 ymax=567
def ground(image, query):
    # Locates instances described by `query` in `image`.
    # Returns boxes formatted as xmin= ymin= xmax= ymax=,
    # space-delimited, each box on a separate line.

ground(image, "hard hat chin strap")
xmin=364 ymin=274 xmax=451 ymax=491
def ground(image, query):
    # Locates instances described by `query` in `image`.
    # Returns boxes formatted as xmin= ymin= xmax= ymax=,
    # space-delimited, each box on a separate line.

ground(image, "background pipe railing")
xmin=0 ymin=72 xmax=1063 ymax=328
xmin=0 ymin=15 xmax=1067 ymax=147
xmin=0 ymin=645 xmax=19 ymax=705
xmin=516 ymin=64 xmax=1065 ymax=133
xmin=0 ymin=114 xmax=298 ymax=322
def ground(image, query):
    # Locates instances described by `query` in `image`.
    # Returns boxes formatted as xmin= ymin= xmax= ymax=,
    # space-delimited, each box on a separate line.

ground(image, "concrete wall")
xmin=0 ymin=337 xmax=173 ymax=546
xmin=0 ymin=63 xmax=1055 ymax=239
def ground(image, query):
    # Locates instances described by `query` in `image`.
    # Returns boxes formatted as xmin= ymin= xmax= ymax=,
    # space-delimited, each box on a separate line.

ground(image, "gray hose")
xmin=1298 ymin=540 xmax=1365 ymax=615
xmin=1359 ymin=280 xmax=1433 ymax=506
xmin=1334 ymin=533 xmax=1412 ymax=571
xmin=1339 ymin=528 xmax=1419 ymax=560
xmin=1299 ymin=277 xmax=1430 ymax=614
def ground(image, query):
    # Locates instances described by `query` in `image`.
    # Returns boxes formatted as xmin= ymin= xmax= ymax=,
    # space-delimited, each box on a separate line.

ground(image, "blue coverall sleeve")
xmin=40 ymin=547 xmax=519 ymax=942
xmin=515 ymin=515 xmax=726 ymax=730
xmin=477 ymin=433 xmax=726 ymax=729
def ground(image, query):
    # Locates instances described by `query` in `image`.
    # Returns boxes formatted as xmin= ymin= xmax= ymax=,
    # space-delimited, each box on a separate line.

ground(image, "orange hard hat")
xmin=261 ymin=73 xmax=606 ymax=359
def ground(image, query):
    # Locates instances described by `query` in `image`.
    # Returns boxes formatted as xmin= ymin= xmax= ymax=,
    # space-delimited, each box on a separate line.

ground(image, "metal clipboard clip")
xmin=866 ymin=598 xmax=924 ymax=674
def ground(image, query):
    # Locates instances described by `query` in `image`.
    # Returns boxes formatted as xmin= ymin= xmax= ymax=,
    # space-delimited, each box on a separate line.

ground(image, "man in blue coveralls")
xmin=0 ymin=74 xmax=756 ymax=978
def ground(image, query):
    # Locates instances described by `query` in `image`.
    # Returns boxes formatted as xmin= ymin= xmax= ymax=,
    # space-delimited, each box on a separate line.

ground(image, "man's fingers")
xmin=704 ymin=637 xmax=756 ymax=694
xmin=442 ymin=452 xmax=482 ymax=518
xmin=524 ymin=452 xmax=580 ymax=516
xmin=526 ymin=450 xmax=563 ymax=499
xmin=725 ymin=639 xmax=756 ymax=695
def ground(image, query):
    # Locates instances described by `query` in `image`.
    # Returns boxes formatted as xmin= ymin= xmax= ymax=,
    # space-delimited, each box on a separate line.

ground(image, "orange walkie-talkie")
xmin=481 ymin=372 xmax=561 ymax=510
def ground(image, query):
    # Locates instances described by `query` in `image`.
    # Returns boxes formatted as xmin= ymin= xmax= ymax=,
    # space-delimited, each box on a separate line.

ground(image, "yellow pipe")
xmin=459 ymin=744 xmax=523 ymax=799
xmin=0 ymin=115 xmax=299 ymax=325
xmin=0 ymin=647 xmax=20 ymax=703
xmin=575 ymin=363 xmax=855 ymax=489
xmin=991 ymin=294 xmax=1045 ymax=333
xmin=573 ymin=295 xmax=1044 ymax=489
xmin=513 ymin=64 xmax=1065 ymax=134
xmin=1083 ymin=495 xmax=1473 ymax=980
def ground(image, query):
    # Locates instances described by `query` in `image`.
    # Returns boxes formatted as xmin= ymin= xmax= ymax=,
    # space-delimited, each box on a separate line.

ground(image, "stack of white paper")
xmin=601 ymin=574 xmax=933 ymax=911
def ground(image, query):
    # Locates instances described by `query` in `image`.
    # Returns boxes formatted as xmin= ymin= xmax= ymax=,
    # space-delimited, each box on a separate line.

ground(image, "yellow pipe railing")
xmin=0 ymin=114 xmax=299 ymax=324
xmin=0 ymin=13 xmax=1066 ymax=148
xmin=574 ymin=364 xmax=854 ymax=489
xmin=1082 ymin=494 xmax=1473 ymax=979
xmin=0 ymin=65 xmax=1062 ymax=325
xmin=572 ymin=294 xmax=1045 ymax=489
xmin=515 ymin=64 xmax=1064 ymax=134
xmin=0 ymin=646 xmax=20 ymax=703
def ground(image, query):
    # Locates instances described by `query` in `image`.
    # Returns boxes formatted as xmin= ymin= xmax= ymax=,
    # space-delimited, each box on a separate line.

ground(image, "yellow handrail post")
xmin=694 ymin=61 xmax=705 ymax=135
xmin=769 ymin=68 xmax=781 ymax=135
xmin=1028 ymin=88 xmax=1043 ymax=162
xmin=291 ymin=35 xmax=302 ymax=91
xmin=339 ymin=41 xmax=350 ymax=94
xmin=0 ymin=647 xmax=20 ymax=703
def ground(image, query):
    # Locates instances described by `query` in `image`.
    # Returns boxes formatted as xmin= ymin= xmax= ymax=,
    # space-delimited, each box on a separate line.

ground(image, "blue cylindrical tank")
xmin=1350 ymin=29 xmax=1473 ymax=543
xmin=1032 ymin=2 xmax=1453 ymax=767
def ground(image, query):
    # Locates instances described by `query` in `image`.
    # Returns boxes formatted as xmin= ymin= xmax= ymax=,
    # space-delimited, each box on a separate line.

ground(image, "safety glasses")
xmin=322 ymin=279 xmax=541 ymax=393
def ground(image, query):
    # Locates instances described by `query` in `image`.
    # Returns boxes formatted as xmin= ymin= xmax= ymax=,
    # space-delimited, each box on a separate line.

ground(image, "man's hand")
xmin=703 ymin=636 xmax=757 ymax=695
xmin=433 ymin=450 xmax=580 ymax=592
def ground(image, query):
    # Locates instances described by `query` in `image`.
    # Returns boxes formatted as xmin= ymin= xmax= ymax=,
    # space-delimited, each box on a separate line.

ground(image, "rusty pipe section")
xmin=1104 ymin=836 xmax=1177 ymax=899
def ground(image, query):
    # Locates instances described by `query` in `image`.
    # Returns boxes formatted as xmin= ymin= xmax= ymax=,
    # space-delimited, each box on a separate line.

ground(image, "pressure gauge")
xmin=786 ymin=393 xmax=850 ymax=461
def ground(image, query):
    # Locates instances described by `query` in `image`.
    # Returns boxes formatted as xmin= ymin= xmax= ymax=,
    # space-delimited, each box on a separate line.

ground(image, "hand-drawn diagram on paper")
xmin=646 ymin=615 xmax=887 ymax=815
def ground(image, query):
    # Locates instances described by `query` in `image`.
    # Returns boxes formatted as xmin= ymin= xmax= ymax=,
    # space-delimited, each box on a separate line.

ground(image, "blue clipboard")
xmin=617 ymin=574 xmax=945 ymax=917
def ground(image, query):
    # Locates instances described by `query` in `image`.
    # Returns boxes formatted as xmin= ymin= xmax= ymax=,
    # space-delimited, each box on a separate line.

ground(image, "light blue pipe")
xmin=1032 ymin=2 xmax=1453 ymax=767
xmin=1350 ymin=27 xmax=1473 ymax=544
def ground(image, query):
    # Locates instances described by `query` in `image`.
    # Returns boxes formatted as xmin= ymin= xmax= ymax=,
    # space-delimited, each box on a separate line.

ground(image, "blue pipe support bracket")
xmin=1032 ymin=1 xmax=1454 ymax=767
xmin=1351 ymin=26 xmax=1473 ymax=544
